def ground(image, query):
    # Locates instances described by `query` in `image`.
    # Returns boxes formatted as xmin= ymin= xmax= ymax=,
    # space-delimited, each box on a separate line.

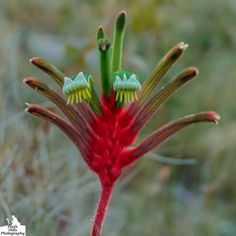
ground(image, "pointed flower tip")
xmin=178 ymin=42 xmax=189 ymax=50
xmin=25 ymin=107 xmax=30 ymax=113
xmin=23 ymin=77 xmax=30 ymax=84
xmin=206 ymin=112 xmax=221 ymax=125
xmin=97 ymin=25 xmax=105 ymax=41
xmin=23 ymin=76 xmax=36 ymax=82
xmin=189 ymin=67 xmax=199 ymax=76
xmin=168 ymin=42 xmax=189 ymax=62
xmin=29 ymin=57 xmax=41 ymax=64
xmin=23 ymin=76 xmax=48 ymax=93
xmin=23 ymin=77 xmax=39 ymax=89
xmin=98 ymin=25 xmax=104 ymax=34
xmin=24 ymin=104 xmax=42 ymax=115
xmin=120 ymin=10 xmax=127 ymax=15
xmin=118 ymin=10 xmax=127 ymax=19
xmin=24 ymin=103 xmax=34 ymax=113
xmin=179 ymin=67 xmax=199 ymax=83
xmin=25 ymin=102 xmax=31 ymax=107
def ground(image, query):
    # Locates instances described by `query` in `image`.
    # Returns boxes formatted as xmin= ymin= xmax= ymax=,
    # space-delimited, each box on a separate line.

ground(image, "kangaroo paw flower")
xmin=24 ymin=11 xmax=220 ymax=236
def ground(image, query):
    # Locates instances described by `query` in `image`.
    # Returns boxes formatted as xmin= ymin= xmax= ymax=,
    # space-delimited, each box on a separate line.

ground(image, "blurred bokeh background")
xmin=0 ymin=0 xmax=235 ymax=235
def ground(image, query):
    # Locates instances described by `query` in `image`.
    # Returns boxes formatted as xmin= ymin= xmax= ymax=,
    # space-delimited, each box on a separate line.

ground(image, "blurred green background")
xmin=0 ymin=0 xmax=236 ymax=235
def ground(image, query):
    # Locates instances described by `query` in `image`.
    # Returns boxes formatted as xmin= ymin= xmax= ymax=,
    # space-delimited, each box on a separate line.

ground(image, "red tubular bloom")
xmin=24 ymin=11 xmax=220 ymax=236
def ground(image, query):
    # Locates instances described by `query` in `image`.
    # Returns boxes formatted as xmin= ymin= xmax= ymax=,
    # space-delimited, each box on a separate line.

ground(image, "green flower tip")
xmin=113 ymin=71 xmax=141 ymax=104
xmin=116 ymin=11 xmax=126 ymax=31
xmin=63 ymin=72 xmax=92 ymax=104
xmin=97 ymin=25 xmax=105 ymax=41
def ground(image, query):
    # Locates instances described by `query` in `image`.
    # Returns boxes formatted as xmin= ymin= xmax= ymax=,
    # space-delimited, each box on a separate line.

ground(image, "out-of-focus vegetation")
xmin=0 ymin=0 xmax=235 ymax=235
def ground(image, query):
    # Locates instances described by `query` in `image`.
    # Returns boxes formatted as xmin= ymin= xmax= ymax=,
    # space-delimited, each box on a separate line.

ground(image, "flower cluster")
xmin=24 ymin=11 xmax=220 ymax=236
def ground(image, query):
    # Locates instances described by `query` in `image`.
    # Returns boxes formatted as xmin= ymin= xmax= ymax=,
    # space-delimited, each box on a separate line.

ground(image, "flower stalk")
xmin=92 ymin=182 xmax=114 ymax=236
xmin=24 ymin=11 xmax=220 ymax=236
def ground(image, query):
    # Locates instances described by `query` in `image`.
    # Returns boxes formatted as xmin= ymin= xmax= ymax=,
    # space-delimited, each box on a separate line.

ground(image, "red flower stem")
xmin=92 ymin=183 xmax=114 ymax=236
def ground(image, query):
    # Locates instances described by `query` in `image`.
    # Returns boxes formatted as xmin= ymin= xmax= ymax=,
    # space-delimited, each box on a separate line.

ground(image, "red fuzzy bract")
xmin=87 ymin=93 xmax=137 ymax=186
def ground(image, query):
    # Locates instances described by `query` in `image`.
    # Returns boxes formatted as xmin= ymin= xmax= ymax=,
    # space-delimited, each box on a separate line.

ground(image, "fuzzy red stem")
xmin=92 ymin=183 xmax=114 ymax=236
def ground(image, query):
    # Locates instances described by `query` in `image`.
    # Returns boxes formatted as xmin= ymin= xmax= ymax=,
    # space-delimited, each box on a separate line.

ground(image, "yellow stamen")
xmin=130 ymin=92 xmax=134 ymax=102
xmin=83 ymin=89 xmax=86 ymax=97
xmin=86 ymin=88 xmax=91 ymax=98
xmin=71 ymin=93 xmax=75 ymax=104
xmin=75 ymin=92 xmax=79 ymax=103
xmin=79 ymin=92 xmax=82 ymax=102
xmin=67 ymin=95 xmax=71 ymax=105
xmin=81 ymin=89 xmax=85 ymax=99
xmin=119 ymin=91 xmax=123 ymax=103
xmin=115 ymin=92 xmax=119 ymax=101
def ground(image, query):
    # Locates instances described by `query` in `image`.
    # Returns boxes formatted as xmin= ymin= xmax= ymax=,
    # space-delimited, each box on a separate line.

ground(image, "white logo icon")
xmin=0 ymin=215 xmax=26 ymax=235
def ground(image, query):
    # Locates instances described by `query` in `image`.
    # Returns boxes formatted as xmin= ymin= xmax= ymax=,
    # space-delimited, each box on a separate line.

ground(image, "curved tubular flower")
xmin=24 ymin=11 xmax=220 ymax=236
